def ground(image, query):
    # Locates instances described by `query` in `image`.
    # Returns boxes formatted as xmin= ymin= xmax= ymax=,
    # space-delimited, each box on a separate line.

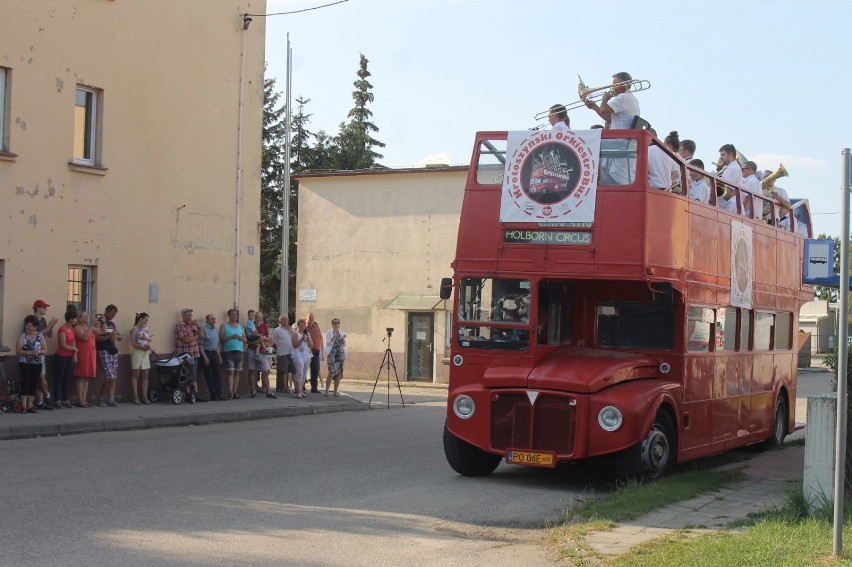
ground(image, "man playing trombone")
xmin=581 ymin=72 xmax=640 ymax=129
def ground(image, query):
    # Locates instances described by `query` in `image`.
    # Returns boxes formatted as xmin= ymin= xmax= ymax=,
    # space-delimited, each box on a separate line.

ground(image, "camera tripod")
xmin=369 ymin=328 xmax=405 ymax=408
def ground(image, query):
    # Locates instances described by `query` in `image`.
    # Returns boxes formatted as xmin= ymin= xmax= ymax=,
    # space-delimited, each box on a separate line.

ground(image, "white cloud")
xmin=414 ymin=152 xmax=455 ymax=167
xmin=750 ymin=153 xmax=829 ymax=169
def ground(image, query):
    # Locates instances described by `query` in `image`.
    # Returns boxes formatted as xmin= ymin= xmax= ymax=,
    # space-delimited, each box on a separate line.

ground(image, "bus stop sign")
xmin=804 ymin=239 xmax=841 ymax=287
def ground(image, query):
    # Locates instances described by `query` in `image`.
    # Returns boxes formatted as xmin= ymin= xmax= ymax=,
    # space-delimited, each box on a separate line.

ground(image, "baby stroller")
xmin=0 ymin=348 xmax=22 ymax=413
xmin=149 ymin=353 xmax=196 ymax=404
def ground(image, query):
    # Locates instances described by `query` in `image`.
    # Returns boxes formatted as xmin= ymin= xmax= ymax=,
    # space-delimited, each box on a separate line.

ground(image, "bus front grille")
xmin=491 ymin=392 xmax=576 ymax=455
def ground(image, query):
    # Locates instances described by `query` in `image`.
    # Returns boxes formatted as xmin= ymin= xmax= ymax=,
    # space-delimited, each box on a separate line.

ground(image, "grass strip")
xmin=547 ymin=468 xmax=744 ymax=564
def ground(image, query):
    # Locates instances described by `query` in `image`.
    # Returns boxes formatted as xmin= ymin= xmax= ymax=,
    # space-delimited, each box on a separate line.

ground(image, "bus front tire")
xmin=767 ymin=394 xmax=788 ymax=448
xmin=443 ymin=421 xmax=501 ymax=477
xmin=616 ymin=410 xmax=676 ymax=482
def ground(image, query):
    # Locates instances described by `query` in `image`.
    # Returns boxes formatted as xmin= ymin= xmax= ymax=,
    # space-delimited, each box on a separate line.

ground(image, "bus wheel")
xmin=767 ymin=395 xmax=788 ymax=448
xmin=443 ymin=421 xmax=501 ymax=477
xmin=616 ymin=411 xmax=676 ymax=482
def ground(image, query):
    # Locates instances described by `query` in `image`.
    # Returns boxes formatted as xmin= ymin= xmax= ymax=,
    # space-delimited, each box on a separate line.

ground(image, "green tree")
xmin=258 ymin=75 xmax=287 ymax=317
xmin=333 ymin=53 xmax=385 ymax=169
xmin=814 ymin=234 xmax=841 ymax=302
xmin=279 ymin=96 xmax=320 ymax=315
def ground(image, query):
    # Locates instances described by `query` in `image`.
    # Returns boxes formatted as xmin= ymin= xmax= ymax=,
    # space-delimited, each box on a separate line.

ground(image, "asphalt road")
xmin=3 ymin=372 xmax=832 ymax=567
xmin=2 ymin=389 xmax=597 ymax=567
xmin=797 ymin=367 xmax=834 ymax=398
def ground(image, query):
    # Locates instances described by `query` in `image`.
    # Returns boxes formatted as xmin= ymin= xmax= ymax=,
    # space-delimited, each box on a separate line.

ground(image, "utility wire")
xmin=247 ymin=0 xmax=349 ymax=17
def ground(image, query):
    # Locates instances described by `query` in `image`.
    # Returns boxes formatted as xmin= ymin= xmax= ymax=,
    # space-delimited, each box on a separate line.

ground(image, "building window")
xmin=67 ymin=266 xmax=94 ymax=316
xmin=73 ymin=86 xmax=101 ymax=165
xmin=0 ymin=67 xmax=8 ymax=152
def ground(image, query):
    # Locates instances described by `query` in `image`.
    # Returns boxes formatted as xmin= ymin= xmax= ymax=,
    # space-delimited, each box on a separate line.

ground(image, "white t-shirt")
xmin=607 ymin=91 xmax=640 ymax=129
xmin=271 ymin=325 xmax=294 ymax=356
xmin=551 ymin=121 xmax=569 ymax=132
xmin=647 ymin=145 xmax=674 ymax=190
xmin=689 ymin=178 xmax=710 ymax=203
xmin=771 ymin=185 xmax=790 ymax=203
xmin=742 ymin=174 xmax=760 ymax=194
xmin=719 ymin=195 xmax=738 ymax=213
xmin=720 ymin=161 xmax=742 ymax=185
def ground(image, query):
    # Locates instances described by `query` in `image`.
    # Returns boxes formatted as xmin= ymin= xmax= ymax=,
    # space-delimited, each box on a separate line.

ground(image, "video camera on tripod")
xmin=371 ymin=327 xmax=404 ymax=407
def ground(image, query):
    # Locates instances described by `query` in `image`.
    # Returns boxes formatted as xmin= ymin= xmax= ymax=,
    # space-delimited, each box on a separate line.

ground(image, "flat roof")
xmin=293 ymin=165 xmax=469 ymax=179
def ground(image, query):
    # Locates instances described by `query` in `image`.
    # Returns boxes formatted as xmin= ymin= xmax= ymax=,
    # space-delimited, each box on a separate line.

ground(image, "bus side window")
xmin=475 ymin=139 xmax=507 ymax=185
xmin=687 ymin=307 xmax=713 ymax=352
xmin=717 ymin=307 xmax=737 ymax=351
xmin=740 ymin=309 xmax=752 ymax=351
xmin=600 ymin=138 xmax=638 ymax=186
xmin=754 ymin=312 xmax=774 ymax=350
xmin=775 ymin=312 xmax=792 ymax=350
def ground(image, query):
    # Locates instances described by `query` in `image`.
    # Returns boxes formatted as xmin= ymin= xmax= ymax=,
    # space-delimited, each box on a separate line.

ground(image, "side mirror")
xmin=439 ymin=277 xmax=453 ymax=300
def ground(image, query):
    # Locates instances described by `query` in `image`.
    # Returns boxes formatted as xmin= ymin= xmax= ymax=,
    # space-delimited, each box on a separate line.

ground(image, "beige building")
xmin=0 ymin=2 xmax=266 ymax=379
xmin=295 ymin=167 xmax=467 ymax=383
xmin=799 ymin=299 xmax=837 ymax=354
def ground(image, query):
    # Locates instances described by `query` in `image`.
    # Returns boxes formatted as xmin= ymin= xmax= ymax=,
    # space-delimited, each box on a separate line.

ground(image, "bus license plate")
xmin=506 ymin=449 xmax=555 ymax=468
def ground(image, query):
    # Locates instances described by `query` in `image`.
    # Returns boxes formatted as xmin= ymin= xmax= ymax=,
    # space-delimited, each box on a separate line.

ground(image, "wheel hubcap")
xmin=641 ymin=425 xmax=670 ymax=476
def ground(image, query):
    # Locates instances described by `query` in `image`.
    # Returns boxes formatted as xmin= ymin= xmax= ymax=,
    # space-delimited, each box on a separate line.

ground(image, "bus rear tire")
xmin=443 ymin=421 xmax=501 ymax=477
xmin=767 ymin=394 xmax=788 ymax=448
xmin=616 ymin=410 xmax=676 ymax=482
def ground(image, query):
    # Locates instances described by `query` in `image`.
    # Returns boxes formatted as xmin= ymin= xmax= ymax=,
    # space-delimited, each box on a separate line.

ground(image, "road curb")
xmin=0 ymin=401 xmax=369 ymax=441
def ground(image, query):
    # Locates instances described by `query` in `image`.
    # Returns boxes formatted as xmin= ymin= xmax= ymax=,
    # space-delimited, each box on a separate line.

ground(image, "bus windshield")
xmin=457 ymin=277 xmax=530 ymax=351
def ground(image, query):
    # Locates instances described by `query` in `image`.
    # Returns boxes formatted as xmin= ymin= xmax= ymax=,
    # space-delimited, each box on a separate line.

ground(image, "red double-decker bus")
xmin=441 ymin=128 xmax=813 ymax=480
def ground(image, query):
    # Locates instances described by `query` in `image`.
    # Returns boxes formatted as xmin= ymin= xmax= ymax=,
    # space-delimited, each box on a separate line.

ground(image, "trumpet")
xmin=533 ymin=76 xmax=651 ymax=121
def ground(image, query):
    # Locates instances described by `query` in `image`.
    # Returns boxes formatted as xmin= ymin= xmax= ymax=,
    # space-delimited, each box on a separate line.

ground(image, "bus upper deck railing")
xmin=468 ymin=130 xmax=812 ymax=239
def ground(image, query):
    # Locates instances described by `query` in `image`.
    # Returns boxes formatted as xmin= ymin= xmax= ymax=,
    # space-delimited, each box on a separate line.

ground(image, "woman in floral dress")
xmin=324 ymin=318 xmax=346 ymax=397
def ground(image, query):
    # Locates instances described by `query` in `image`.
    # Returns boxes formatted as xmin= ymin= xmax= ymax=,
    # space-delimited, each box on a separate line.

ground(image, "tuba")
xmin=761 ymin=164 xmax=789 ymax=191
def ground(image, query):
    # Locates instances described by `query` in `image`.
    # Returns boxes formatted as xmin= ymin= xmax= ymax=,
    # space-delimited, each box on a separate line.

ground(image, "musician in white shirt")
xmin=582 ymin=72 xmax=639 ymax=130
xmin=741 ymin=160 xmax=761 ymax=193
xmin=646 ymin=129 xmax=680 ymax=191
xmin=718 ymin=185 xmax=738 ymax=213
xmin=687 ymin=159 xmax=711 ymax=203
xmin=679 ymin=139 xmax=696 ymax=163
xmin=548 ymin=104 xmax=570 ymax=131
xmin=718 ymin=144 xmax=742 ymax=185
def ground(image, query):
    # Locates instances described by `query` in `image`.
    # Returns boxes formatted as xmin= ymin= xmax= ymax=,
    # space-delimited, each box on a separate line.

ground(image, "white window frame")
xmin=67 ymin=265 xmax=95 ymax=317
xmin=0 ymin=68 xmax=7 ymax=152
xmin=73 ymin=86 xmax=100 ymax=166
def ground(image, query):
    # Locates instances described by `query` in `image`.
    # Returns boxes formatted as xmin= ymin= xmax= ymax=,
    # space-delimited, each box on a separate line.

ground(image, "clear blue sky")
xmin=263 ymin=0 xmax=850 ymax=237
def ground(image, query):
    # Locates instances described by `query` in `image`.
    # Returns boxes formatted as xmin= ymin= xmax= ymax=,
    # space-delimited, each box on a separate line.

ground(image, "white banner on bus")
xmin=730 ymin=220 xmax=753 ymax=309
xmin=499 ymin=129 xmax=601 ymax=223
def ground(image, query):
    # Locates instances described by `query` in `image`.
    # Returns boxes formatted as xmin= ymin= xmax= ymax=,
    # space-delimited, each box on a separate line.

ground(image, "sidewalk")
xmin=585 ymin=430 xmax=806 ymax=556
xmin=0 ymin=381 xmax=448 ymax=441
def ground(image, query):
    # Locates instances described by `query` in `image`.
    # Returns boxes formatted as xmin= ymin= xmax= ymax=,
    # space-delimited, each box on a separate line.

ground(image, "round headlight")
xmin=453 ymin=395 xmax=475 ymax=419
xmin=453 ymin=354 xmax=464 ymax=366
xmin=598 ymin=406 xmax=623 ymax=432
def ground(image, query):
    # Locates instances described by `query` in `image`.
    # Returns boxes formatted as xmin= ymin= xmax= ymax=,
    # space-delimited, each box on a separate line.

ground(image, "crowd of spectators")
xmin=5 ymin=301 xmax=346 ymax=412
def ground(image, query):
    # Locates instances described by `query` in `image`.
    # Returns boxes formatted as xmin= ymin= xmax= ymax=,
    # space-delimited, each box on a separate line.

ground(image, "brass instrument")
xmin=532 ymin=76 xmax=651 ymax=121
xmin=761 ymin=164 xmax=789 ymax=191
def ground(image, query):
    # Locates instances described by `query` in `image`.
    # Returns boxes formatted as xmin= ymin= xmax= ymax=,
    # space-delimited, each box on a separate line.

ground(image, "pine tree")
xmin=258 ymin=75 xmax=287 ymax=317
xmin=333 ymin=53 xmax=385 ymax=169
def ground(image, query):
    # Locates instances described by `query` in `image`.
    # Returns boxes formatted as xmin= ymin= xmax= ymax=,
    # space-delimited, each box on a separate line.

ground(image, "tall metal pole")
xmin=279 ymin=35 xmax=293 ymax=317
xmin=234 ymin=15 xmax=251 ymax=309
xmin=834 ymin=148 xmax=851 ymax=556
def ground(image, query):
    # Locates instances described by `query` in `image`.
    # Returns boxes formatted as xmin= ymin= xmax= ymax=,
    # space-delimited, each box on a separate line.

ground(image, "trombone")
xmin=533 ymin=75 xmax=651 ymax=121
